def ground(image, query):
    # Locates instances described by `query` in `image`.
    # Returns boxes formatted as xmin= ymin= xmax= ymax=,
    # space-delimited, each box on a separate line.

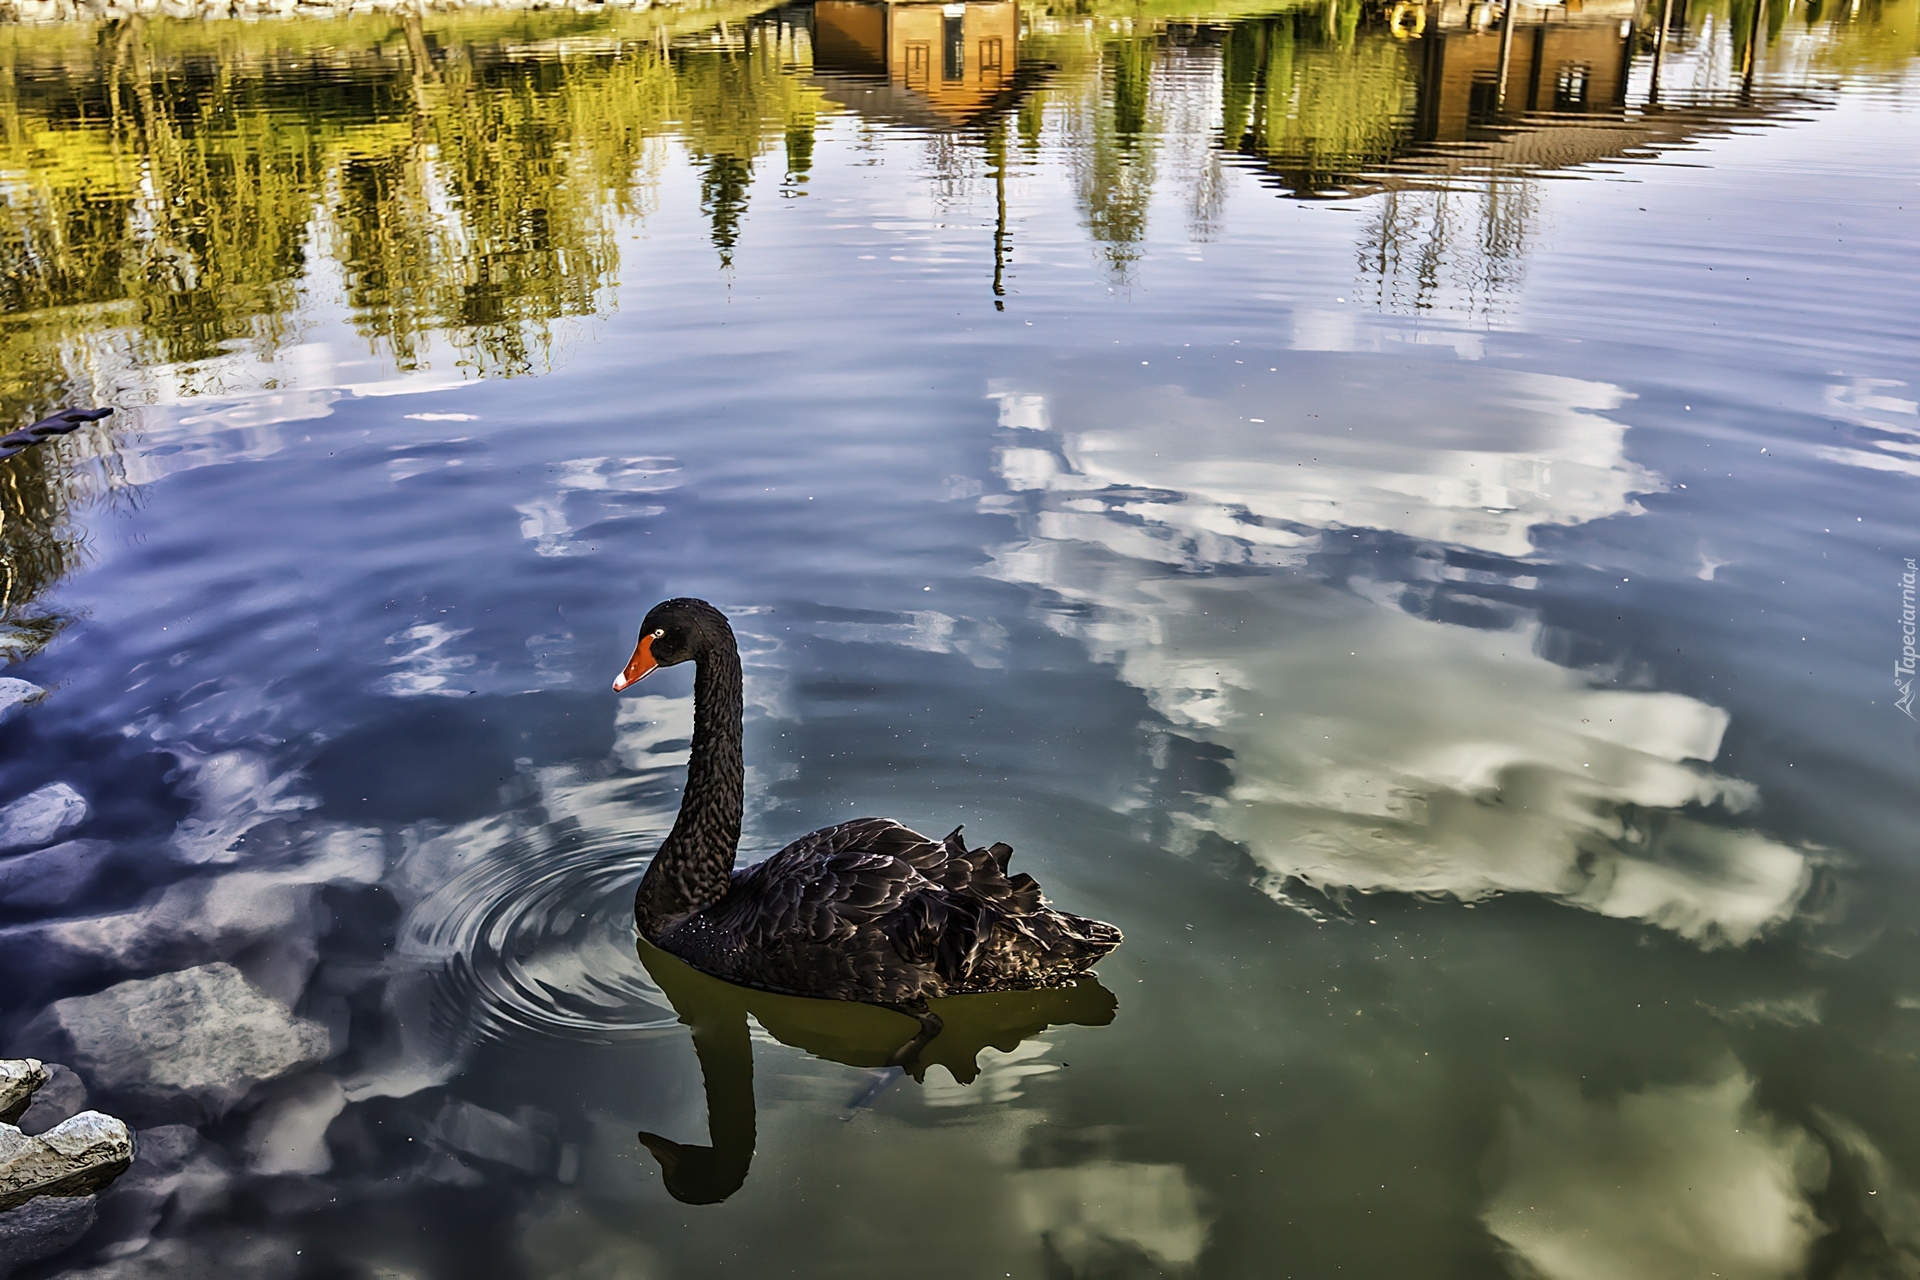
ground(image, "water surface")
xmin=0 ymin=0 xmax=1917 ymax=1274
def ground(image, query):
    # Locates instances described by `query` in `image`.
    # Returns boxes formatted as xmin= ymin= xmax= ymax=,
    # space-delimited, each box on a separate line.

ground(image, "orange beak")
xmin=613 ymin=634 xmax=658 ymax=692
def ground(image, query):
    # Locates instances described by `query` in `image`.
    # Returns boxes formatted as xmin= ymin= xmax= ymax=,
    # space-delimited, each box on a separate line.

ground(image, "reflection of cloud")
xmin=118 ymin=395 xmax=326 ymax=486
xmin=1482 ymin=1070 xmax=1826 ymax=1280
xmin=1003 ymin=551 xmax=1807 ymax=944
xmin=168 ymin=748 xmax=320 ymax=866
xmin=514 ymin=457 xmax=678 ymax=558
xmin=121 ymin=347 xmax=484 ymax=486
xmin=986 ymin=362 xmax=1809 ymax=946
xmin=1012 ymin=1161 xmax=1210 ymax=1272
xmin=373 ymin=624 xmax=478 ymax=697
xmin=801 ymin=610 xmax=1008 ymax=668
xmin=1809 ymin=1107 xmax=1920 ymax=1274
xmin=990 ymin=362 xmax=1657 ymax=560
xmin=922 ymin=1039 xmax=1058 ymax=1107
xmin=1814 ymin=377 xmax=1920 ymax=477
xmin=1291 ymin=311 xmax=1488 ymax=359
xmin=519 ymin=1197 xmax=660 ymax=1280
xmin=614 ymin=695 xmax=694 ymax=771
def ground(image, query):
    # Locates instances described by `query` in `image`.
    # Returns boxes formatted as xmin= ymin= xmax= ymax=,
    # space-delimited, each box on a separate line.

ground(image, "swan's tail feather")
xmin=890 ymin=832 xmax=1122 ymax=991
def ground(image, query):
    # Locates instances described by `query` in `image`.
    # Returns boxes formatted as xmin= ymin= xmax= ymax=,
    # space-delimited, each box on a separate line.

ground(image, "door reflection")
xmin=634 ymin=937 xmax=1117 ymax=1204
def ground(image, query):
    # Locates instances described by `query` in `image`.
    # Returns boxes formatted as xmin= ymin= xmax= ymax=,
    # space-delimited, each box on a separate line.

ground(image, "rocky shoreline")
xmin=0 ymin=1058 xmax=133 ymax=1277
xmin=0 ymin=623 xmax=684 ymax=1275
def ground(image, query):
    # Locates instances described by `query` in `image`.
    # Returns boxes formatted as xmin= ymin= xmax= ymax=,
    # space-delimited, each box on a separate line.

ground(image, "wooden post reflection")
xmin=1741 ymin=0 xmax=1766 ymax=94
xmin=1649 ymin=0 xmax=1673 ymax=104
xmin=989 ymin=114 xmax=1009 ymax=309
xmin=1495 ymin=0 xmax=1518 ymax=110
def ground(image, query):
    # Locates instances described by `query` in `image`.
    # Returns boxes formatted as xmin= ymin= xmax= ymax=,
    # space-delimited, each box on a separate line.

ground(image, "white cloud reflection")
xmin=991 ymin=360 xmax=1658 ymax=560
xmin=986 ymin=362 xmax=1810 ymax=945
xmin=1483 ymin=1069 xmax=1826 ymax=1280
xmin=1013 ymin=1160 xmax=1210 ymax=1272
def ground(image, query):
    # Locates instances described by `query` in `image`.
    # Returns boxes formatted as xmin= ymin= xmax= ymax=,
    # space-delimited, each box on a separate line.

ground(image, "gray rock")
xmin=0 ymin=679 xmax=42 ymax=727
xmin=0 ymin=873 xmax=314 ymax=995
xmin=0 ymin=1111 xmax=134 ymax=1211
xmin=0 ymin=1194 xmax=95 ymax=1278
xmin=19 ymin=1064 xmax=88 ymax=1137
xmin=26 ymin=964 xmax=331 ymax=1121
xmin=245 ymin=1074 xmax=345 ymax=1176
xmin=431 ymin=1099 xmax=551 ymax=1174
xmin=53 ymin=1230 xmax=296 ymax=1280
xmin=0 ymin=1063 xmax=46 ymax=1126
xmin=0 ymin=840 xmax=114 ymax=911
xmin=0 ymin=784 xmax=88 ymax=854
xmin=0 ymin=829 xmax=383 ymax=993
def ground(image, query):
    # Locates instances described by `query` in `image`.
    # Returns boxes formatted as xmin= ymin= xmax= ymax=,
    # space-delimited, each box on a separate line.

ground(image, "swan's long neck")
xmin=636 ymin=639 xmax=743 ymax=937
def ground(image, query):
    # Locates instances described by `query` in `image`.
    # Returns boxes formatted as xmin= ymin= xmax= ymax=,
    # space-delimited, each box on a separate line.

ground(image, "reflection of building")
xmin=1414 ymin=0 xmax=1639 ymax=138
xmin=1209 ymin=0 xmax=1809 ymax=197
xmin=812 ymin=0 xmax=1034 ymax=127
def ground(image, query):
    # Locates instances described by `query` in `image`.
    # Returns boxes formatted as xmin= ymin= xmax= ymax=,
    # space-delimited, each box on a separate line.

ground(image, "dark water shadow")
xmin=633 ymin=936 xmax=1117 ymax=1204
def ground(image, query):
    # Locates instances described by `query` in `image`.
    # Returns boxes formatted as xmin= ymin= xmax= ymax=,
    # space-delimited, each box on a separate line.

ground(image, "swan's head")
xmin=614 ymin=597 xmax=731 ymax=692
xmin=637 ymin=1130 xmax=748 ymax=1204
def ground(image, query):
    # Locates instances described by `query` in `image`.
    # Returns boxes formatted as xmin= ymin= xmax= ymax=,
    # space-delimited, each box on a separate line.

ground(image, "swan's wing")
xmin=733 ymin=846 xmax=933 ymax=946
xmin=763 ymin=816 xmax=1020 ymax=891
xmin=763 ymin=817 xmax=950 ymax=872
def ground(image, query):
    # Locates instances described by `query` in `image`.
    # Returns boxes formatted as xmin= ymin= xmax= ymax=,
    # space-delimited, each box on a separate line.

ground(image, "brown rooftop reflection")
xmin=812 ymin=0 xmax=1041 ymax=127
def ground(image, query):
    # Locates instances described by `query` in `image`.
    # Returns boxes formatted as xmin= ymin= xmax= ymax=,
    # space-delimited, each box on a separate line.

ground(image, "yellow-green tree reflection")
xmin=0 ymin=5 xmax=830 ymax=387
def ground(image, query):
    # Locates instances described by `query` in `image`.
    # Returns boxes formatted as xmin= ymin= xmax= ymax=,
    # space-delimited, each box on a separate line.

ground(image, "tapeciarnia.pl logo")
xmin=1900 ymin=558 xmax=1918 ymax=720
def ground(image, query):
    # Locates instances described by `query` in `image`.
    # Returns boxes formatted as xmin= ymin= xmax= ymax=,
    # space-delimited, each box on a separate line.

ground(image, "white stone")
xmin=0 ymin=1111 xmax=134 ymax=1211
xmin=0 ymin=679 xmax=42 ymax=725
xmin=32 ymin=964 xmax=330 ymax=1119
xmin=0 ymin=1061 xmax=47 ymax=1125
xmin=0 ymin=784 xmax=88 ymax=853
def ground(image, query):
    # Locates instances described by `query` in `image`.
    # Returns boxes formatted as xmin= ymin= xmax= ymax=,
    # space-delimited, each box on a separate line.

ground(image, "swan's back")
xmin=656 ymin=818 xmax=1122 ymax=1002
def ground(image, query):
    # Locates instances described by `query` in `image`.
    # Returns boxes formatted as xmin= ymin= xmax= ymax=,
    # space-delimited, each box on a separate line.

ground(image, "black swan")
xmin=614 ymin=597 xmax=1122 ymax=1066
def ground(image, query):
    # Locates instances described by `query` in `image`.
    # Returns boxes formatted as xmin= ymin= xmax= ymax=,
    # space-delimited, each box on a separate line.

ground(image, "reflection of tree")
xmin=700 ymin=152 xmax=755 ymax=266
xmin=1062 ymin=34 xmax=1159 ymax=280
xmin=0 ymin=0 xmax=1910 ymax=383
xmin=0 ymin=430 xmax=102 ymax=661
xmin=0 ymin=6 xmax=825 ymax=643
xmin=0 ymin=5 xmax=827 ymax=383
xmin=679 ymin=20 xmax=825 ymax=267
xmin=0 ymin=360 xmax=118 ymax=660
xmin=1223 ymin=5 xmax=1419 ymax=195
xmin=1355 ymin=176 xmax=1538 ymax=317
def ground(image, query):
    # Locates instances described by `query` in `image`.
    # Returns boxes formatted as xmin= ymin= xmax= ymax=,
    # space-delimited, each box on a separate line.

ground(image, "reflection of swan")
xmin=634 ymin=936 xmax=1117 ymax=1204
xmin=614 ymin=598 xmax=1122 ymax=1066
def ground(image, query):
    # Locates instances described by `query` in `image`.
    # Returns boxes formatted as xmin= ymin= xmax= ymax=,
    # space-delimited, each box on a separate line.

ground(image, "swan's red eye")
xmin=613 ymin=633 xmax=659 ymax=691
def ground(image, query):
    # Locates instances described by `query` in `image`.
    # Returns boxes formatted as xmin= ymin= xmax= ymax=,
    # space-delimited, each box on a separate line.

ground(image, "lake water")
xmin=0 ymin=0 xmax=1916 ymax=1274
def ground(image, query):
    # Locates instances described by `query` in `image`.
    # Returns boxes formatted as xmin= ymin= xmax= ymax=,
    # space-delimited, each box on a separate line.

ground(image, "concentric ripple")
xmin=401 ymin=827 xmax=682 ymax=1045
